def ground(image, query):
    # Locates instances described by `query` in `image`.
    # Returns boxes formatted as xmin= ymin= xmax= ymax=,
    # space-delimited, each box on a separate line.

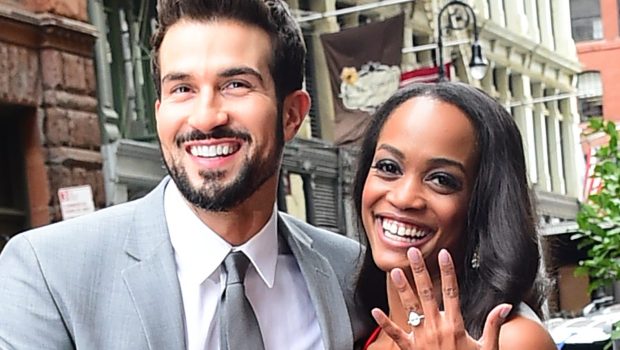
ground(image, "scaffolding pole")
xmin=296 ymin=0 xmax=415 ymax=23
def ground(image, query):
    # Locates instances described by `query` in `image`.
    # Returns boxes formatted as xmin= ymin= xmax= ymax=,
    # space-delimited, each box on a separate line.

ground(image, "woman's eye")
xmin=428 ymin=173 xmax=461 ymax=191
xmin=371 ymin=159 xmax=402 ymax=176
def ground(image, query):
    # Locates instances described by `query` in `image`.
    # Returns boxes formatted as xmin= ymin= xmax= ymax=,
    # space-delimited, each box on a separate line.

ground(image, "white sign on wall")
xmin=58 ymin=185 xmax=95 ymax=220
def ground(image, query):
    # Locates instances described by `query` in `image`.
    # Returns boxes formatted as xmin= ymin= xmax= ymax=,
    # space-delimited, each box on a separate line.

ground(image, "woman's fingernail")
xmin=500 ymin=304 xmax=513 ymax=319
xmin=391 ymin=269 xmax=404 ymax=286
xmin=439 ymin=249 xmax=450 ymax=264
xmin=408 ymin=248 xmax=422 ymax=264
xmin=371 ymin=308 xmax=382 ymax=321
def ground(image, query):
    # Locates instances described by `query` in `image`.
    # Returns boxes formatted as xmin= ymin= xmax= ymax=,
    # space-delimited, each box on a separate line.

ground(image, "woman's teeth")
xmin=381 ymin=218 xmax=431 ymax=241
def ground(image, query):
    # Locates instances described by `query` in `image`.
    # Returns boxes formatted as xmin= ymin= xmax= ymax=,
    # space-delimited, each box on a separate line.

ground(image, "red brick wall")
xmin=0 ymin=43 xmax=39 ymax=105
xmin=3 ymin=0 xmax=87 ymax=21
xmin=0 ymin=1 xmax=105 ymax=226
xmin=41 ymin=48 xmax=105 ymax=221
xmin=576 ymin=0 xmax=620 ymax=121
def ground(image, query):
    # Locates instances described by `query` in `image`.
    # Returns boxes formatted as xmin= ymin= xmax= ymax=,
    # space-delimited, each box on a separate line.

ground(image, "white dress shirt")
xmin=164 ymin=182 xmax=325 ymax=350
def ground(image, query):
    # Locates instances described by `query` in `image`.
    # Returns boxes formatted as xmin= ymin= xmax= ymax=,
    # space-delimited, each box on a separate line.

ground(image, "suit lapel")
xmin=122 ymin=178 xmax=186 ymax=349
xmin=279 ymin=215 xmax=353 ymax=350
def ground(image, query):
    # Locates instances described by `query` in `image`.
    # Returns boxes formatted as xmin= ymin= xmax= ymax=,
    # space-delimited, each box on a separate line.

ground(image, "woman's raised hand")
xmin=371 ymin=248 xmax=512 ymax=350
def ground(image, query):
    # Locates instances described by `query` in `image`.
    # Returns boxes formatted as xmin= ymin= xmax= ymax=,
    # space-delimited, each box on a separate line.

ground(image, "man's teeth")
xmin=190 ymin=144 xmax=238 ymax=158
xmin=381 ymin=218 xmax=430 ymax=239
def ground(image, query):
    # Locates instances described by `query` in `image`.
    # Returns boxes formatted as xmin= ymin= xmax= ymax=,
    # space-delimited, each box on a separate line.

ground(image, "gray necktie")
xmin=220 ymin=251 xmax=265 ymax=350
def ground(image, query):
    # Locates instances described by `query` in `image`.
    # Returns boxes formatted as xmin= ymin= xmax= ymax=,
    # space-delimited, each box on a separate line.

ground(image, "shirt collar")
xmin=165 ymin=181 xmax=278 ymax=288
xmin=233 ymin=208 xmax=278 ymax=288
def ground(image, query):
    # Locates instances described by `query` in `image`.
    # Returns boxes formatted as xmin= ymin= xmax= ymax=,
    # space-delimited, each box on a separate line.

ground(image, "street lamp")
xmin=436 ymin=0 xmax=487 ymax=81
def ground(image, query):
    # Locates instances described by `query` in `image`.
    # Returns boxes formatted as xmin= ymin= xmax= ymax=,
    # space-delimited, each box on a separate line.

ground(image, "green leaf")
xmin=603 ymin=162 xmax=618 ymax=174
xmin=597 ymin=148 xmax=611 ymax=159
xmin=590 ymin=118 xmax=604 ymax=130
xmin=606 ymin=120 xmax=618 ymax=139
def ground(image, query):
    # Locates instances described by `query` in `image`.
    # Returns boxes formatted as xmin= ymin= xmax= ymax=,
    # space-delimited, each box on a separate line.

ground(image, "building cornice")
xmin=536 ymin=189 xmax=580 ymax=220
xmin=480 ymin=20 xmax=582 ymax=91
xmin=0 ymin=3 xmax=97 ymax=57
xmin=482 ymin=20 xmax=581 ymax=72
xmin=405 ymin=12 xmax=581 ymax=91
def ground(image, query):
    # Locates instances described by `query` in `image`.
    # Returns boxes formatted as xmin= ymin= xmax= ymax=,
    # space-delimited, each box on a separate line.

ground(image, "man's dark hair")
xmin=353 ymin=82 xmax=543 ymax=338
xmin=151 ymin=0 xmax=306 ymax=103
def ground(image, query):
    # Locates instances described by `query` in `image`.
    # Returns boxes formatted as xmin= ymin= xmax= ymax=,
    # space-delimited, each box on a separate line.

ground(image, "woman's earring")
xmin=471 ymin=247 xmax=480 ymax=269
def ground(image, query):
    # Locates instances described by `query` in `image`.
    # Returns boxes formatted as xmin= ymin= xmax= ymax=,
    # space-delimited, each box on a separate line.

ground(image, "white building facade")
xmin=287 ymin=0 xmax=585 ymax=232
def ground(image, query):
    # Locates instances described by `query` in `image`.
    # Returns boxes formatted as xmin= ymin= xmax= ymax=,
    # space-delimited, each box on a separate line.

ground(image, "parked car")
xmin=546 ymin=297 xmax=620 ymax=350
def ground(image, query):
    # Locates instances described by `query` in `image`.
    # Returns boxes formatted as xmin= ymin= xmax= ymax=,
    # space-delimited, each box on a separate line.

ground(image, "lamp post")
xmin=436 ymin=0 xmax=487 ymax=82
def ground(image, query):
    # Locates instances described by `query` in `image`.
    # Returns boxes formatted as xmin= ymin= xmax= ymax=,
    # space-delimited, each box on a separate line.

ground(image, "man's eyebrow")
xmin=160 ymin=67 xmax=265 ymax=86
xmin=219 ymin=67 xmax=264 ymax=84
xmin=161 ymin=72 xmax=191 ymax=85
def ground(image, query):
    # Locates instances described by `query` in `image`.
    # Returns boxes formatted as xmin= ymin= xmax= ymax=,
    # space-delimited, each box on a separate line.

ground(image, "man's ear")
xmin=154 ymin=99 xmax=161 ymax=122
xmin=281 ymin=90 xmax=311 ymax=141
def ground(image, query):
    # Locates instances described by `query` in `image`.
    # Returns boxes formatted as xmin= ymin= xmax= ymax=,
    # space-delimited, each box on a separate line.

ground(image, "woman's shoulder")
xmin=499 ymin=314 xmax=556 ymax=350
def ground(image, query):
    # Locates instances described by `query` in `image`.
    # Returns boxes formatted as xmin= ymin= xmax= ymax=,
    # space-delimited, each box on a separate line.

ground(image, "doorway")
xmin=0 ymin=105 xmax=29 ymax=251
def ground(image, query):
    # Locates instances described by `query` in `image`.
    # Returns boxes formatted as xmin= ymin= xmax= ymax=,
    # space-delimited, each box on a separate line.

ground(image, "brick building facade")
xmin=572 ymin=0 xmax=620 ymax=122
xmin=0 ymin=0 xmax=104 ymax=249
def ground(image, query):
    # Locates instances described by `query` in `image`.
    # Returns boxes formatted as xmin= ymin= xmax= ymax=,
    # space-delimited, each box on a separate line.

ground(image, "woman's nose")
xmin=385 ymin=178 xmax=427 ymax=211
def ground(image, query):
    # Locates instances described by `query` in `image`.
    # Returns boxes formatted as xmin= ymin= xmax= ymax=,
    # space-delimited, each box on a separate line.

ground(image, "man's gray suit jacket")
xmin=0 ymin=178 xmax=372 ymax=349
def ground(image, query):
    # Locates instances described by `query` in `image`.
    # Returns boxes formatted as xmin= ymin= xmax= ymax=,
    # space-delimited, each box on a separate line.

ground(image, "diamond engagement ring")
xmin=407 ymin=311 xmax=425 ymax=327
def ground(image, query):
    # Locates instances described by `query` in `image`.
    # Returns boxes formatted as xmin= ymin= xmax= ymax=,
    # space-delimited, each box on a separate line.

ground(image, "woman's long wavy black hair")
xmin=353 ymin=82 xmax=542 ymax=338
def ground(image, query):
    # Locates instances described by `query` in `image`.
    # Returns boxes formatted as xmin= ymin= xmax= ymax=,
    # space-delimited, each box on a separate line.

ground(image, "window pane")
xmin=570 ymin=0 xmax=601 ymax=18
xmin=570 ymin=0 xmax=603 ymax=41
xmin=572 ymin=17 xmax=603 ymax=41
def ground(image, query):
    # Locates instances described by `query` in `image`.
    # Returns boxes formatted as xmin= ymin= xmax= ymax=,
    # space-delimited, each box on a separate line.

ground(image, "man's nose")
xmin=187 ymin=89 xmax=229 ymax=131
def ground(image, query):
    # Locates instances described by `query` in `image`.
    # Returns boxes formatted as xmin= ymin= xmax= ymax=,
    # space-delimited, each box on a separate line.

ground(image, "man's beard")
xmin=161 ymin=121 xmax=284 ymax=212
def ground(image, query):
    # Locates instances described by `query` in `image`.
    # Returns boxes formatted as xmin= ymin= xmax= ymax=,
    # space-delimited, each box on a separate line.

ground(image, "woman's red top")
xmin=363 ymin=327 xmax=381 ymax=350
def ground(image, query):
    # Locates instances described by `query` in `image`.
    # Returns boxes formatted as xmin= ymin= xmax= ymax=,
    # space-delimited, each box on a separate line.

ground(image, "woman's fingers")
xmin=378 ymin=248 xmax=507 ymax=349
xmin=438 ymin=249 xmax=464 ymax=327
xmin=407 ymin=248 xmax=441 ymax=320
xmin=479 ymin=303 xmax=512 ymax=350
xmin=371 ymin=308 xmax=415 ymax=349
xmin=390 ymin=268 xmax=423 ymax=324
